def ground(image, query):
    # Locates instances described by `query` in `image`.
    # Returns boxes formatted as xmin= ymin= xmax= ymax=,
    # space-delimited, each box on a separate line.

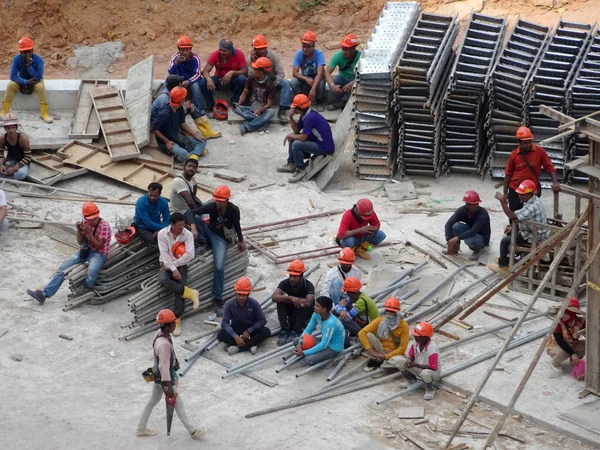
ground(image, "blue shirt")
xmin=292 ymin=49 xmax=326 ymax=78
xmin=10 ymin=54 xmax=44 ymax=85
xmin=134 ymin=194 xmax=170 ymax=232
xmin=150 ymin=101 xmax=186 ymax=149
xmin=302 ymin=313 xmax=345 ymax=355
xmin=298 ymin=108 xmax=335 ymax=153
xmin=153 ymin=87 xmax=201 ymax=120
xmin=167 ymin=52 xmax=203 ymax=83
xmin=221 ymin=296 xmax=267 ymax=338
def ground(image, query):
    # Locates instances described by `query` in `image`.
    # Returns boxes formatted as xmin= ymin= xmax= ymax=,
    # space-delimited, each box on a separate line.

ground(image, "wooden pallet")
xmin=90 ymin=86 xmax=140 ymax=161
xmin=29 ymin=154 xmax=89 ymax=185
xmin=69 ymin=79 xmax=110 ymax=139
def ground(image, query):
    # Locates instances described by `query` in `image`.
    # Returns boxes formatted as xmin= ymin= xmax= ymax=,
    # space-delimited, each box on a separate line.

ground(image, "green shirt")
xmin=328 ymin=49 xmax=361 ymax=81
xmin=354 ymin=292 xmax=379 ymax=322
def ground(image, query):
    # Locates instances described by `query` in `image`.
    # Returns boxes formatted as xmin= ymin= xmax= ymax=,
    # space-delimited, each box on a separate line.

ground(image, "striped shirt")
xmin=167 ymin=52 xmax=203 ymax=83
xmin=515 ymin=195 xmax=548 ymax=242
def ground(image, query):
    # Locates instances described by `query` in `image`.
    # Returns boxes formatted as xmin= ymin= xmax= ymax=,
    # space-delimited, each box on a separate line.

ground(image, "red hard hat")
xmin=338 ymin=247 xmax=356 ymax=264
xmin=412 ymin=321 xmax=434 ymax=337
xmin=114 ymin=226 xmax=136 ymax=245
xmin=301 ymin=333 xmax=316 ymax=350
xmin=291 ymin=94 xmax=311 ymax=109
xmin=566 ymin=297 xmax=584 ymax=314
xmin=18 ymin=36 xmax=34 ymax=51
xmin=82 ymin=202 xmax=100 ymax=220
xmin=342 ymin=277 xmax=362 ymax=293
xmin=2 ymin=112 xmax=19 ymax=127
xmin=177 ymin=35 xmax=193 ymax=48
xmin=356 ymin=198 xmax=374 ymax=219
xmin=516 ymin=126 xmax=534 ymax=141
xmin=234 ymin=277 xmax=252 ymax=295
xmin=383 ymin=297 xmax=401 ymax=313
xmin=340 ymin=33 xmax=359 ymax=48
xmin=213 ymin=99 xmax=229 ymax=120
xmin=515 ymin=179 xmax=537 ymax=195
xmin=462 ymin=190 xmax=481 ymax=204
xmin=251 ymin=56 xmax=272 ymax=72
xmin=156 ymin=309 xmax=177 ymax=324
xmin=252 ymin=34 xmax=269 ymax=49
xmin=287 ymin=259 xmax=306 ymax=276
xmin=171 ymin=241 xmax=186 ymax=259
xmin=300 ymin=30 xmax=317 ymax=44
xmin=213 ymin=185 xmax=231 ymax=202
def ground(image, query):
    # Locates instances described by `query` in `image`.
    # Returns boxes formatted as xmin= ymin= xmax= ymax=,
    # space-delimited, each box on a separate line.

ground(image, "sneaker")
xmin=288 ymin=168 xmax=307 ymax=183
xmin=136 ymin=428 xmax=157 ymax=437
xmin=316 ymin=103 xmax=325 ymax=112
xmin=286 ymin=331 xmax=298 ymax=345
xmin=228 ymin=346 xmax=240 ymax=356
xmin=239 ymin=125 xmax=246 ymax=136
xmin=363 ymin=365 xmax=378 ymax=372
xmin=27 ymin=289 xmax=46 ymax=305
xmin=277 ymin=330 xmax=289 ymax=347
xmin=469 ymin=246 xmax=488 ymax=261
xmin=488 ymin=263 xmax=509 ymax=274
xmin=276 ymin=162 xmax=296 ymax=173
xmin=551 ymin=364 xmax=563 ymax=373
xmin=72 ymin=284 xmax=91 ymax=296
xmin=277 ymin=107 xmax=289 ymax=122
xmin=424 ymin=384 xmax=436 ymax=400
xmin=215 ymin=307 xmax=223 ymax=318
xmin=250 ymin=345 xmax=258 ymax=355
xmin=191 ymin=428 xmax=207 ymax=439
xmin=327 ymin=100 xmax=346 ymax=111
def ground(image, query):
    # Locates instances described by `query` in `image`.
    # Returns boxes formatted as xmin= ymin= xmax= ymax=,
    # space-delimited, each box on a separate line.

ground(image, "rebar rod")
xmin=326 ymin=353 xmax=351 ymax=382
xmin=405 ymin=265 xmax=466 ymax=313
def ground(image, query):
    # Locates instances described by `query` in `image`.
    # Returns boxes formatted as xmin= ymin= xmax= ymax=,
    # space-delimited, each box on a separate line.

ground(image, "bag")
xmin=78 ymin=220 xmax=100 ymax=259
xmin=142 ymin=367 xmax=155 ymax=383
xmin=19 ymin=84 xmax=33 ymax=95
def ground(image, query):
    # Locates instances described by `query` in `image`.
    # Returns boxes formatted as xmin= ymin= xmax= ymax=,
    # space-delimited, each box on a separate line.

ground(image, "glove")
xmin=165 ymin=393 xmax=178 ymax=406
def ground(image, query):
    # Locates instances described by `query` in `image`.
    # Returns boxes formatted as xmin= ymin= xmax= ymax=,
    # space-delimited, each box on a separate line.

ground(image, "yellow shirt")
xmin=358 ymin=316 xmax=409 ymax=360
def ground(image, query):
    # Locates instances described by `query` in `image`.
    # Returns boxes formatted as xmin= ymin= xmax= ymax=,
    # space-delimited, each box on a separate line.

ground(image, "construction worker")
xmin=279 ymin=94 xmax=335 ymax=183
xmin=336 ymin=277 xmax=379 ymax=336
xmin=292 ymin=296 xmax=345 ymax=365
xmin=200 ymin=39 xmax=248 ymax=115
xmin=136 ymin=308 xmax=206 ymax=439
xmin=26 ymin=202 xmax=111 ymax=304
xmin=247 ymin=34 xmax=291 ymax=122
xmin=272 ymin=259 xmax=315 ymax=346
xmin=336 ymin=198 xmax=385 ymax=260
xmin=157 ymin=212 xmax=200 ymax=336
xmin=191 ymin=185 xmax=246 ymax=317
xmin=547 ymin=298 xmax=586 ymax=373
xmin=291 ymin=31 xmax=326 ymax=111
xmin=233 ymin=57 xmax=276 ymax=135
xmin=0 ymin=188 xmax=8 ymax=235
xmin=2 ymin=36 xmax=53 ymax=123
xmin=325 ymin=34 xmax=361 ymax=111
xmin=218 ymin=277 xmax=271 ymax=355
xmin=504 ymin=126 xmax=559 ymax=211
xmin=358 ymin=297 xmax=409 ymax=372
xmin=0 ymin=113 xmax=31 ymax=181
xmin=489 ymin=179 xmax=548 ymax=274
xmin=134 ymin=182 xmax=170 ymax=248
xmin=319 ymin=247 xmax=361 ymax=304
xmin=397 ymin=322 xmax=441 ymax=400
xmin=150 ymin=86 xmax=207 ymax=164
xmin=444 ymin=190 xmax=490 ymax=261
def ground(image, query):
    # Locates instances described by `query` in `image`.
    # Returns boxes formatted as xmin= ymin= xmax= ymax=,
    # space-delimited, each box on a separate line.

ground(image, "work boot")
xmin=72 ymin=283 xmax=91 ymax=296
xmin=182 ymin=286 xmax=200 ymax=310
xmin=136 ymin=428 xmax=157 ymax=437
xmin=173 ymin=319 xmax=182 ymax=337
xmin=316 ymin=103 xmax=325 ymax=112
xmin=39 ymin=102 xmax=54 ymax=123
xmin=26 ymin=289 xmax=46 ymax=305
xmin=277 ymin=107 xmax=289 ymax=123
xmin=276 ymin=162 xmax=295 ymax=173
xmin=228 ymin=345 xmax=240 ymax=356
xmin=469 ymin=246 xmax=487 ymax=261
xmin=213 ymin=298 xmax=223 ymax=317
xmin=1 ymin=100 xmax=11 ymax=116
xmin=191 ymin=428 xmax=207 ymax=439
xmin=327 ymin=100 xmax=346 ymax=111
xmin=286 ymin=331 xmax=298 ymax=344
xmin=487 ymin=263 xmax=508 ymax=275
xmin=277 ymin=329 xmax=290 ymax=347
xmin=424 ymin=384 xmax=436 ymax=400
xmin=194 ymin=116 xmax=221 ymax=139
xmin=354 ymin=242 xmax=372 ymax=260
xmin=288 ymin=168 xmax=307 ymax=183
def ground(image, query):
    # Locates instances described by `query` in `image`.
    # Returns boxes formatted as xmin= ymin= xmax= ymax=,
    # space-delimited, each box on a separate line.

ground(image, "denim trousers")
xmin=332 ymin=75 xmax=352 ymax=101
xmin=170 ymin=134 xmax=207 ymax=164
xmin=450 ymin=222 xmax=487 ymax=250
xmin=43 ymin=250 xmax=106 ymax=298
xmin=233 ymin=105 xmax=275 ymax=132
xmin=207 ymin=231 xmax=229 ymax=301
xmin=290 ymin=77 xmax=325 ymax=104
xmin=278 ymin=79 xmax=292 ymax=107
xmin=199 ymin=75 xmax=247 ymax=108
xmin=339 ymin=230 xmax=386 ymax=248
xmin=288 ymin=140 xmax=331 ymax=169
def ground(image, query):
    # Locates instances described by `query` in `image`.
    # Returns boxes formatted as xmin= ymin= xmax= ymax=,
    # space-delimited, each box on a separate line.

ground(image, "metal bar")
xmin=326 ymin=353 xmax=351 ymax=382
xmin=405 ymin=265 xmax=466 ymax=313
xmin=242 ymin=209 xmax=345 ymax=232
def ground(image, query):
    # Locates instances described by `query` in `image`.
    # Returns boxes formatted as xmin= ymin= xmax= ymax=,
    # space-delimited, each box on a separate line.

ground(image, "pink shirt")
xmin=408 ymin=340 xmax=439 ymax=371
xmin=84 ymin=218 xmax=111 ymax=257
xmin=154 ymin=330 xmax=176 ymax=383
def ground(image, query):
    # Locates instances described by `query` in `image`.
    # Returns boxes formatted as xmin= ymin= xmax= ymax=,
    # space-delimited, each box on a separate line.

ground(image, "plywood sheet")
xmin=558 ymin=400 xmax=600 ymax=436
xmin=125 ymin=56 xmax=154 ymax=148
xmin=32 ymin=154 xmax=89 ymax=181
xmin=27 ymin=161 xmax=62 ymax=185
xmin=69 ymin=80 xmax=110 ymax=139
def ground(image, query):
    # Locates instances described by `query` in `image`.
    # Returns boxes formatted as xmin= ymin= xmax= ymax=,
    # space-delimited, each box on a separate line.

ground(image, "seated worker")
xmin=200 ymin=39 xmax=248 ymax=114
xmin=547 ymin=298 xmax=586 ymax=373
xmin=134 ymin=182 xmax=170 ymax=248
xmin=272 ymin=259 xmax=315 ymax=346
xmin=233 ymin=57 xmax=276 ymax=135
xmin=157 ymin=212 xmax=200 ymax=336
xmin=291 ymin=31 xmax=326 ymax=111
xmin=444 ymin=190 xmax=490 ymax=261
xmin=336 ymin=198 xmax=386 ymax=260
xmin=2 ymin=36 xmax=53 ymax=123
xmin=358 ymin=297 xmax=409 ymax=372
xmin=396 ymin=322 xmax=441 ymax=400
xmin=218 ymin=277 xmax=271 ymax=355
xmin=27 ymin=202 xmax=111 ymax=304
xmin=292 ymin=296 xmax=345 ymax=366
xmin=247 ymin=34 xmax=291 ymax=122
xmin=0 ymin=188 xmax=8 ymax=235
xmin=324 ymin=34 xmax=361 ymax=111
xmin=279 ymin=94 xmax=335 ymax=183
xmin=319 ymin=247 xmax=362 ymax=304
xmin=336 ymin=277 xmax=379 ymax=336
xmin=488 ymin=179 xmax=548 ymax=274
xmin=167 ymin=36 xmax=220 ymax=139
xmin=0 ymin=113 xmax=31 ymax=181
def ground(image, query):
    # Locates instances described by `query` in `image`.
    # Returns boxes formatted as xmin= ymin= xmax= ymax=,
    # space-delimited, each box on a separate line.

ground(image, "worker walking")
xmin=2 ymin=36 xmax=53 ymax=123
xmin=136 ymin=309 xmax=206 ymax=439
xmin=319 ymin=247 xmax=361 ymax=304
xmin=27 ymin=202 xmax=112 ymax=304
xmin=218 ymin=277 xmax=271 ymax=355
xmin=547 ymin=298 xmax=586 ymax=373
xmin=336 ymin=277 xmax=379 ymax=337
xmin=157 ymin=212 xmax=200 ymax=337
xmin=134 ymin=182 xmax=170 ymax=248
xmin=325 ymin=34 xmax=361 ymax=111
xmin=336 ymin=198 xmax=386 ymax=260
xmin=0 ymin=188 xmax=9 ymax=236
xmin=0 ymin=113 xmax=31 ymax=181
xmin=444 ymin=190 xmax=490 ymax=261
xmin=291 ymin=31 xmax=326 ymax=111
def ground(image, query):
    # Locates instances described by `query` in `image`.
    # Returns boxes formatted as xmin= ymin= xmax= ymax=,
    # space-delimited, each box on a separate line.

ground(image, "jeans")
xmin=292 ymin=337 xmax=340 ymax=365
xmin=450 ymin=222 xmax=487 ymax=251
xmin=332 ymin=75 xmax=352 ymax=101
xmin=339 ymin=230 xmax=386 ymax=248
xmin=276 ymin=302 xmax=313 ymax=334
xmin=0 ymin=217 xmax=8 ymax=233
xmin=135 ymin=226 xmax=158 ymax=249
xmin=199 ymin=75 xmax=247 ymax=108
xmin=288 ymin=140 xmax=332 ymax=169
xmin=233 ymin=105 xmax=275 ymax=132
xmin=277 ymin=79 xmax=292 ymax=107
xmin=217 ymin=324 xmax=271 ymax=351
xmin=3 ymin=164 xmax=29 ymax=180
xmin=137 ymin=384 xmax=195 ymax=434
xmin=158 ymin=265 xmax=188 ymax=318
xmin=188 ymin=81 xmax=206 ymax=116
xmin=170 ymin=135 xmax=207 ymax=164
xmin=290 ymin=77 xmax=325 ymax=104
xmin=43 ymin=250 xmax=106 ymax=298
xmin=207 ymin=231 xmax=229 ymax=302
xmin=329 ymin=278 xmax=345 ymax=305
xmin=498 ymin=232 xmax=526 ymax=267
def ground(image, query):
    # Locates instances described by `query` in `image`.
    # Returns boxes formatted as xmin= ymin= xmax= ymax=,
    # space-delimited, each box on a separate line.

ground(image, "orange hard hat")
xmin=356 ymin=198 xmax=374 ymax=219
xmin=82 ymin=201 xmax=100 ymax=220
xmin=177 ymin=35 xmax=193 ymax=48
xmin=213 ymin=184 xmax=231 ymax=201
xmin=2 ymin=112 xmax=19 ymax=127
xmin=462 ymin=190 xmax=482 ymax=204
xmin=412 ymin=321 xmax=434 ymax=337
xmin=300 ymin=30 xmax=317 ymax=44
xmin=516 ymin=126 xmax=533 ymax=141
xmin=213 ymin=99 xmax=229 ymax=120
xmin=291 ymin=94 xmax=311 ymax=109
xmin=171 ymin=241 xmax=186 ymax=259
xmin=340 ymin=33 xmax=359 ymax=48
xmin=301 ymin=333 xmax=316 ymax=350
xmin=515 ymin=179 xmax=537 ymax=195
xmin=234 ymin=277 xmax=252 ymax=295
xmin=18 ymin=36 xmax=34 ymax=51
xmin=383 ymin=297 xmax=401 ymax=313
xmin=251 ymin=56 xmax=272 ymax=72
xmin=156 ymin=308 xmax=177 ymax=324
xmin=338 ymin=247 xmax=356 ymax=264
xmin=287 ymin=259 xmax=306 ymax=276
xmin=342 ymin=277 xmax=362 ymax=293
xmin=169 ymin=86 xmax=187 ymax=107
xmin=252 ymin=34 xmax=269 ymax=49
xmin=114 ymin=226 xmax=136 ymax=245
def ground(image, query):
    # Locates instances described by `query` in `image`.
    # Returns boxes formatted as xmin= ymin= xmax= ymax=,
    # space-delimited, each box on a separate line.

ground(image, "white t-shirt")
xmin=169 ymin=176 xmax=196 ymax=213
xmin=0 ymin=189 xmax=6 ymax=207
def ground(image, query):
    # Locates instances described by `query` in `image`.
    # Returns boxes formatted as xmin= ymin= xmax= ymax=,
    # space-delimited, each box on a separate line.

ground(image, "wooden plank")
xmin=31 ymin=154 xmax=88 ymax=181
xmin=125 ymin=55 xmax=154 ymax=148
xmin=69 ymin=79 xmax=110 ymax=139
xmin=397 ymin=406 xmax=425 ymax=419
xmin=303 ymin=155 xmax=332 ymax=182
xmin=26 ymin=160 xmax=63 ymax=185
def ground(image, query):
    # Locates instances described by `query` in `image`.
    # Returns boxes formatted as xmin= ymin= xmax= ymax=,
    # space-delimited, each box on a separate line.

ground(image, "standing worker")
xmin=291 ymin=31 xmax=326 ymax=111
xmin=324 ymin=33 xmax=361 ymax=111
xmin=319 ymin=247 xmax=361 ymax=304
xmin=444 ymin=190 xmax=490 ymax=261
xmin=136 ymin=309 xmax=206 ymax=439
xmin=2 ymin=36 xmax=53 ymax=123
xmin=504 ymin=126 xmax=559 ymax=211
xmin=336 ymin=277 xmax=379 ymax=336
xmin=0 ymin=113 xmax=31 ymax=181
xmin=336 ymin=198 xmax=386 ymax=260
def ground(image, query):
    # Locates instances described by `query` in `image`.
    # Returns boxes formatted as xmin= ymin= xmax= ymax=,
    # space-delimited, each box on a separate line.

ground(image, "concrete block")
xmin=397 ymin=406 xmax=425 ymax=419
xmin=384 ymin=181 xmax=418 ymax=201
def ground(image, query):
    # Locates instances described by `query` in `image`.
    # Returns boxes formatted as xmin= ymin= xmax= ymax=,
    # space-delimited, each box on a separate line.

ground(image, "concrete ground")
xmin=1 ymin=110 xmax=598 ymax=449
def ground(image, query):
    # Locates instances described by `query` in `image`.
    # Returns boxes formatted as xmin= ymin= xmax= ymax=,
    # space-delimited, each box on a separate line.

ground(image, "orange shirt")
xmin=504 ymin=144 xmax=556 ymax=190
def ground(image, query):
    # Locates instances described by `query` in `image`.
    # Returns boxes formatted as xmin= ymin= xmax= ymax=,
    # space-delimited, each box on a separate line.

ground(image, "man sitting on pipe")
xmin=546 ymin=297 xmax=586 ymax=374
xmin=218 ymin=277 xmax=271 ymax=356
xmin=335 ymin=277 xmax=379 ymax=337
xmin=292 ymin=296 xmax=345 ymax=366
xmin=134 ymin=182 xmax=170 ymax=249
xmin=319 ymin=247 xmax=362 ymax=305
xmin=444 ymin=190 xmax=490 ymax=261
xmin=336 ymin=198 xmax=385 ymax=260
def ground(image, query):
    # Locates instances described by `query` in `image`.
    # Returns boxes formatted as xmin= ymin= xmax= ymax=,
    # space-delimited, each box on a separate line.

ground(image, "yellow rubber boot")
xmin=355 ymin=241 xmax=372 ymax=260
xmin=183 ymin=286 xmax=200 ymax=309
xmin=1 ymin=101 xmax=11 ymax=117
xmin=173 ymin=319 xmax=182 ymax=337
xmin=39 ymin=103 xmax=54 ymax=123
xmin=33 ymin=81 xmax=53 ymax=123
xmin=194 ymin=116 xmax=221 ymax=139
